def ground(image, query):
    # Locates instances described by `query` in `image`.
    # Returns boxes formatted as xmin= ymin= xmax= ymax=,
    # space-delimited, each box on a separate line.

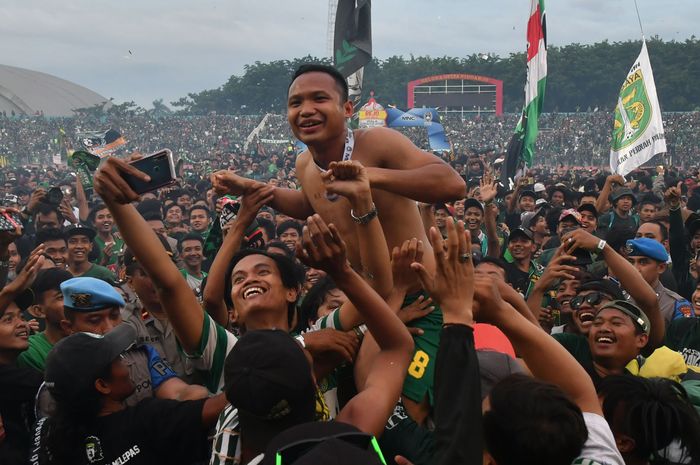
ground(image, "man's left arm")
xmin=362 ymin=128 xmax=466 ymax=202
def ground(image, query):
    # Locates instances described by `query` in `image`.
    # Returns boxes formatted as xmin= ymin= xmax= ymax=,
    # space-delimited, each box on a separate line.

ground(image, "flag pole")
xmin=633 ymin=0 xmax=645 ymax=40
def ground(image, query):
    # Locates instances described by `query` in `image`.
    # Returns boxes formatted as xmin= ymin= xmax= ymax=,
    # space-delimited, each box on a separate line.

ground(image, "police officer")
xmin=625 ymin=238 xmax=693 ymax=325
xmin=36 ymin=277 xmax=207 ymax=417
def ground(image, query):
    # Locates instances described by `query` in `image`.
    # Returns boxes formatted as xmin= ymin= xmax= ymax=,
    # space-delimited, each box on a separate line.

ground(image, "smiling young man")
xmin=212 ymin=64 xmax=465 ymax=422
xmin=16 ymin=268 xmax=73 ymax=372
xmin=65 ymin=225 xmax=115 ymax=284
xmin=177 ymin=233 xmax=207 ymax=298
xmin=503 ymin=228 xmax=543 ymax=298
xmin=189 ymin=205 xmax=211 ymax=239
xmin=91 ymin=203 xmax=124 ymax=269
xmin=34 ymin=229 xmax=68 ymax=270
xmin=0 ymin=253 xmax=45 ymax=465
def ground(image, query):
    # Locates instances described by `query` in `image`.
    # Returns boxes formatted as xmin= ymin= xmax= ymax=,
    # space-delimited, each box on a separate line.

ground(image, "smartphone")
xmin=121 ymin=149 xmax=177 ymax=195
xmin=0 ymin=211 xmax=23 ymax=231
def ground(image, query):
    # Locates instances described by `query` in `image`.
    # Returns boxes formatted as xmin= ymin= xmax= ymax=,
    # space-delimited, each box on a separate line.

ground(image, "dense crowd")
xmin=1 ymin=109 xmax=699 ymax=174
xmin=1 ymin=63 xmax=700 ymax=465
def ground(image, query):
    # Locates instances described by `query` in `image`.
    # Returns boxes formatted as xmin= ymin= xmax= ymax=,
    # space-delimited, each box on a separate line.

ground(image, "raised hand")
xmin=94 ymin=157 xmax=151 ymax=204
xmin=321 ymin=160 xmax=370 ymax=202
xmin=211 ymin=170 xmax=258 ymax=196
xmin=391 ymin=238 xmax=423 ymax=292
xmin=411 ymin=217 xmax=474 ymax=325
xmin=561 ymin=228 xmax=603 ymax=254
xmin=664 ymin=181 xmax=682 ymax=209
xmin=236 ymin=184 xmax=275 ymax=229
xmin=0 ymin=207 xmax=23 ymax=248
xmin=6 ymin=245 xmax=45 ymax=294
xmin=302 ymin=328 xmax=360 ymax=363
xmin=296 ymin=214 xmax=351 ymax=278
xmin=479 ymin=172 xmax=498 ymax=203
xmin=536 ymin=245 xmax=579 ymax=291
xmin=59 ymin=197 xmax=78 ymax=224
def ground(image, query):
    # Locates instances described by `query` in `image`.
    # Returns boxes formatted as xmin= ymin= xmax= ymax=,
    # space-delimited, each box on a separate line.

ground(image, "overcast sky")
xmin=1 ymin=0 xmax=696 ymax=107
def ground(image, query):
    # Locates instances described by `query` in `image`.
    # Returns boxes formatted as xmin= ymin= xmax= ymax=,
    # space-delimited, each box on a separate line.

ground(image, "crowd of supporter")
xmin=1 ymin=68 xmax=700 ymax=465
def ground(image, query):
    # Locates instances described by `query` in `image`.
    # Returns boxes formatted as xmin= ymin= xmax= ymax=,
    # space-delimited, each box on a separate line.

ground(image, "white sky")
xmin=1 ymin=0 xmax=696 ymax=106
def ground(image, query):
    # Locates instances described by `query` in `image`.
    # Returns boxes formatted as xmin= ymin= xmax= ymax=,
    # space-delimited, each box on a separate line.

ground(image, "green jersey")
xmin=77 ymin=263 xmax=116 ymax=285
xmin=94 ymin=235 xmax=124 ymax=267
xmin=17 ymin=332 xmax=53 ymax=371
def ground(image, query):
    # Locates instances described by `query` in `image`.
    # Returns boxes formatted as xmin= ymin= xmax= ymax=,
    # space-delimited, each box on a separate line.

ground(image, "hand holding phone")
xmin=120 ymin=149 xmax=177 ymax=195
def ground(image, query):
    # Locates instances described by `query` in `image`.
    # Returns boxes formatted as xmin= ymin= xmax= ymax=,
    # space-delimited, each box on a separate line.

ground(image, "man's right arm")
xmin=267 ymin=187 xmax=315 ymax=220
xmin=211 ymin=170 xmax=314 ymax=220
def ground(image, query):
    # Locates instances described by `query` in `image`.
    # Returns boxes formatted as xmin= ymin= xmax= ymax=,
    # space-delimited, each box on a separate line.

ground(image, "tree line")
xmin=166 ymin=37 xmax=697 ymax=115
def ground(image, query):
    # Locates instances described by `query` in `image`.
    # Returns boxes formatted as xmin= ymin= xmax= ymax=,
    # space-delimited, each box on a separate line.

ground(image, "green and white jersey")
xmin=182 ymin=313 xmax=237 ymax=393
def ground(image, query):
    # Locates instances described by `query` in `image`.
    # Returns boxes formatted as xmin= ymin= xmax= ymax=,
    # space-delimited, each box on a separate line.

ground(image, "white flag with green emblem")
xmin=610 ymin=41 xmax=666 ymax=176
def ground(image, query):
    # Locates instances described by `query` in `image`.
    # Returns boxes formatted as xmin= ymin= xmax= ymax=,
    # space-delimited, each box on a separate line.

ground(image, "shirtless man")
xmin=213 ymin=64 xmax=464 ymax=281
xmin=212 ymin=64 xmax=466 ymax=423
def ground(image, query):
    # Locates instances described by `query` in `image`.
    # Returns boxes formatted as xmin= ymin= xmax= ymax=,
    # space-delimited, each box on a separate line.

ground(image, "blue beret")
xmin=61 ymin=277 xmax=125 ymax=311
xmin=625 ymin=238 xmax=668 ymax=262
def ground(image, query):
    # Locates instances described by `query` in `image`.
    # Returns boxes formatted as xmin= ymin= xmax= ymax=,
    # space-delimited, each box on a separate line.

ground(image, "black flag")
xmin=501 ymin=131 xmax=525 ymax=188
xmin=333 ymin=0 xmax=372 ymax=78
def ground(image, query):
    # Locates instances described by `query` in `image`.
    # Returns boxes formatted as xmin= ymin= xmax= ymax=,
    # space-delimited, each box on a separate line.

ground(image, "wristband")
xmin=350 ymin=202 xmax=378 ymax=225
xmin=597 ymin=239 xmax=607 ymax=251
xmin=294 ymin=334 xmax=306 ymax=349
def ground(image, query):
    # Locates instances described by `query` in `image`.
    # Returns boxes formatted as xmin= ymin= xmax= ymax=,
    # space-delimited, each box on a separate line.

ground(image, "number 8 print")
xmin=408 ymin=350 xmax=429 ymax=378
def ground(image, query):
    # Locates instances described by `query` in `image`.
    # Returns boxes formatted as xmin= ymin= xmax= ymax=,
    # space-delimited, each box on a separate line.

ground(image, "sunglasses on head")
xmin=570 ymin=291 xmax=606 ymax=310
xmin=275 ymin=431 xmax=386 ymax=465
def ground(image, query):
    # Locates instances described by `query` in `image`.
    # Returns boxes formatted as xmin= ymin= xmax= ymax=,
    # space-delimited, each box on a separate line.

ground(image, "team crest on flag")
xmin=612 ymin=68 xmax=651 ymax=151
xmin=609 ymin=41 xmax=666 ymax=176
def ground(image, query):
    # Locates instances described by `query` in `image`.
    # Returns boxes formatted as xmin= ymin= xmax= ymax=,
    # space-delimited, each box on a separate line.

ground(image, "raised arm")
xmin=479 ymin=174 xmax=502 ymax=257
xmin=410 ymin=218 xmax=481 ymax=465
xmin=202 ymin=185 xmax=274 ymax=326
xmin=211 ymin=170 xmax=314 ymax=220
xmin=360 ymin=127 xmax=466 ymax=202
xmin=297 ymin=215 xmax=413 ymax=437
xmin=74 ymin=175 xmax=90 ymax=223
xmin=562 ymin=228 xmax=663 ymax=351
xmin=595 ymin=174 xmax=624 ymax=215
xmin=666 ymin=183 xmax=694 ymax=300
xmin=477 ymin=280 xmax=602 ymax=415
xmin=323 ymin=160 xmax=392 ymax=297
xmin=94 ymin=158 xmax=204 ymax=353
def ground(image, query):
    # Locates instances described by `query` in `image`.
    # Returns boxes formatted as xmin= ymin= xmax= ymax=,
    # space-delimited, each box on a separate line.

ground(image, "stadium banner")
xmin=77 ymin=128 xmax=126 ymax=157
xmin=385 ymin=107 xmax=450 ymax=151
xmin=333 ymin=0 xmax=372 ymax=104
xmin=502 ymin=0 xmax=547 ymax=185
xmin=609 ymin=41 xmax=666 ymax=176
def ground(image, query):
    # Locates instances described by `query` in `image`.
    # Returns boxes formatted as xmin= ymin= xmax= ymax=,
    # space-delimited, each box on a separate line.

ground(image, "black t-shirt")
xmin=504 ymin=262 xmax=530 ymax=296
xmin=0 ymin=363 xmax=43 ymax=465
xmin=31 ymin=398 xmax=208 ymax=465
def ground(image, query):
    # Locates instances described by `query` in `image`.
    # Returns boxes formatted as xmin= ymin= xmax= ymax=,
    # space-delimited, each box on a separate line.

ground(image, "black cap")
xmin=518 ymin=190 xmax=537 ymax=201
xmin=262 ymin=421 xmax=383 ymax=465
xmin=224 ymin=330 xmax=315 ymax=424
xmin=65 ymin=224 xmax=96 ymax=240
xmin=610 ymin=187 xmax=637 ymax=205
xmin=14 ymin=268 xmax=73 ymax=310
xmin=577 ymin=279 xmax=625 ymax=301
xmin=508 ymin=227 xmax=533 ymax=242
xmin=464 ymin=198 xmax=485 ymax=213
xmin=577 ymin=203 xmax=598 ymax=218
xmin=45 ymin=324 xmax=136 ymax=403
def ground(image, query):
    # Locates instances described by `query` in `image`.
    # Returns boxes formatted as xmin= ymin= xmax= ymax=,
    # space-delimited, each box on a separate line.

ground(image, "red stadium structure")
xmin=407 ymin=73 xmax=503 ymax=117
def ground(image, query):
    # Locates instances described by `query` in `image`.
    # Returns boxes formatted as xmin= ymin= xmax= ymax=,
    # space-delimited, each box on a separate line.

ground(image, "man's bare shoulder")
xmin=296 ymin=150 xmax=311 ymax=169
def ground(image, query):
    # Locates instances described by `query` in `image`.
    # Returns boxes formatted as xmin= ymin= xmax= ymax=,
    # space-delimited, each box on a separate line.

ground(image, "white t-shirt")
xmin=573 ymin=412 xmax=624 ymax=465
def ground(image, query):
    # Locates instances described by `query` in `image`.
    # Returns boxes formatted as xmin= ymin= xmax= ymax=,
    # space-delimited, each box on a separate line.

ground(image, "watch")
xmin=350 ymin=202 xmax=378 ymax=225
xmin=597 ymin=239 xmax=607 ymax=251
xmin=294 ymin=334 xmax=306 ymax=349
